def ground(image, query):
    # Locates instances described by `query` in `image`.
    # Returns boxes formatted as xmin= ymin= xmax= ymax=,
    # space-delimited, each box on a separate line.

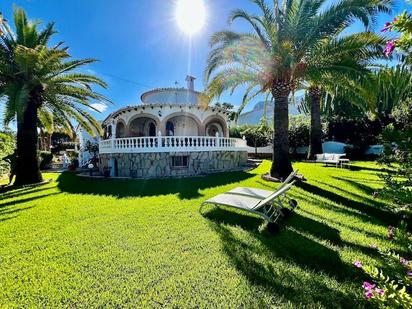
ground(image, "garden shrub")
xmin=0 ymin=131 xmax=15 ymax=177
xmin=328 ymin=117 xmax=382 ymax=159
xmin=289 ymin=115 xmax=310 ymax=152
xmin=38 ymin=151 xmax=53 ymax=170
xmin=378 ymin=99 xmax=412 ymax=214
xmin=230 ymin=124 xmax=273 ymax=149
xmin=356 ymin=99 xmax=412 ymax=308
xmin=354 ymin=223 xmax=412 ymax=308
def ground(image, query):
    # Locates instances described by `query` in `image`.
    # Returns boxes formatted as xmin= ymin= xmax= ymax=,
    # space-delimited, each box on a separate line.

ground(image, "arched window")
xmin=116 ymin=122 xmax=126 ymax=138
xmin=149 ymin=122 xmax=156 ymax=136
xmin=166 ymin=121 xmax=174 ymax=136
xmin=206 ymin=122 xmax=223 ymax=137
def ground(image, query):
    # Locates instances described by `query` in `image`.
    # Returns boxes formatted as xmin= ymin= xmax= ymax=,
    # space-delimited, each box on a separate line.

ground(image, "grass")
xmin=0 ymin=161 xmax=402 ymax=307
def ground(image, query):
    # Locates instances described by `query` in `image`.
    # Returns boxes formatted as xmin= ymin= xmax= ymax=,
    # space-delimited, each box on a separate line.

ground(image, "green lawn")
xmin=0 ymin=161 xmax=401 ymax=307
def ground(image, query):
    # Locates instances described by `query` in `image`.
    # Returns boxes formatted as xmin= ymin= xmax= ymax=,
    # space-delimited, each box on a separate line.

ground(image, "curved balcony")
xmin=99 ymin=136 xmax=248 ymax=154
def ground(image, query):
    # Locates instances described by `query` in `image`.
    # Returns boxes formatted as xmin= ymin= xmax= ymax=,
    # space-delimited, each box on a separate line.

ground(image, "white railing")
xmin=99 ymin=136 xmax=247 ymax=154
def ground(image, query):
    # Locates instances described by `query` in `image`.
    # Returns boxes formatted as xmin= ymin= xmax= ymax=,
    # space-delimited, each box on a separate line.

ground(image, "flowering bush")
xmin=355 ymin=223 xmax=412 ymax=308
xmin=382 ymin=10 xmax=412 ymax=63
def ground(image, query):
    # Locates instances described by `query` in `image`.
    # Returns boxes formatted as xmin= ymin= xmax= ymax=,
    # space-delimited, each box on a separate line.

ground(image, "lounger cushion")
xmin=204 ymin=194 xmax=262 ymax=210
xmin=226 ymin=187 xmax=273 ymax=199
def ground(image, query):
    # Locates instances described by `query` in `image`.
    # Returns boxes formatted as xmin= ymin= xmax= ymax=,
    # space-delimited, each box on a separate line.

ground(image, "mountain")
xmin=237 ymin=101 xmax=301 ymax=126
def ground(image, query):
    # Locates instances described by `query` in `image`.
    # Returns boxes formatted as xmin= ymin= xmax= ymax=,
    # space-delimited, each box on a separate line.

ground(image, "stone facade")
xmin=99 ymin=151 xmax=248 ymax=179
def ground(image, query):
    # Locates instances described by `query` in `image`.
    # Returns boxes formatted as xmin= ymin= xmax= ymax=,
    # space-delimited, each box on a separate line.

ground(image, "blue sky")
xmin=1 ymin=0 xmax=411 ymax=124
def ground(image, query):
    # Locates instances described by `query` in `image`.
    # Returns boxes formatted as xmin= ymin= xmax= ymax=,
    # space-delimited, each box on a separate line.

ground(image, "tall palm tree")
xmin=205 ymin=0 xmax=392 ymax=178
xmin=0 ymin=8 xmax=108 ymax=185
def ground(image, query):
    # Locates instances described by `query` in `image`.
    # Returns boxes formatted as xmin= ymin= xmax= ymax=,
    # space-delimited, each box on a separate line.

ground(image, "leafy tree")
xmin=0 ymin=8 xmax=108 ymax=185
xmin=83 ymin=140 xmax=99 ymax=165
xmin=205 ymin=0 xmax=392 ymax=178
xmin=241 ymin=122 xmax=273 ymax=154
xmin=289 ymin=115 xmax=311 ymax=153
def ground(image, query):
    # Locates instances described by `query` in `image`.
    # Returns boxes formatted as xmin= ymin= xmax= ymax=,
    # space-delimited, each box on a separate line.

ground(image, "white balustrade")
xmin=99 ymin=136 xmax=247 ymax=154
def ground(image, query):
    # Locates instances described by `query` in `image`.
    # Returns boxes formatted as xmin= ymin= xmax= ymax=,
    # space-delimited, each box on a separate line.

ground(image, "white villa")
xmin=97 ymin=76 xmax=248 ymax=178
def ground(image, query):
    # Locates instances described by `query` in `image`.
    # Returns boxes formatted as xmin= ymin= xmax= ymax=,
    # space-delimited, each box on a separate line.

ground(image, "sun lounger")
xmin=225 ymin=171 xmax=299 ymax=210
xmin=200 ymin=182 xmax=296 ymax=233
xmin=226 ymin=170 xmax=298 ymax=199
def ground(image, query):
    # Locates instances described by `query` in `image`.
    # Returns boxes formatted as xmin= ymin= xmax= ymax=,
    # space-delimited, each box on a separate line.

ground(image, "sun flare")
xmin=175 ymin=0 xmax=206 ymax=35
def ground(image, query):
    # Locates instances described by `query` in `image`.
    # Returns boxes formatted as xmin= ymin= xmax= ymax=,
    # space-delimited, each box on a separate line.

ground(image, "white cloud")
xmin=89 ymin=103 xmax=108 ymax=113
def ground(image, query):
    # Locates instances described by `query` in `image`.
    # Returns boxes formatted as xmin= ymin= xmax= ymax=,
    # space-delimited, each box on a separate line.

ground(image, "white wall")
xmin=78 ymin=128 xmax=100 ymax=166
xmin=142 ymin=89 xmax=199 ymax=105
xmin=169 ymin=116 xmax=199 ymax=136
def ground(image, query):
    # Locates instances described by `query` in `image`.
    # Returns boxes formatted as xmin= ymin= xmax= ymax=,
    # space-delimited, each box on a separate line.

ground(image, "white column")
xmin=111 ymin=120 xmax=117 ymax=150
xmin=157 ymin=131 xmax=162 ymax=149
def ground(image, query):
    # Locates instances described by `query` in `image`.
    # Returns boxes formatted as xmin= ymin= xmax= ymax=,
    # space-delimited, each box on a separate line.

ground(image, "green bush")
xmin=38 ymin=151 xmax=53 ymax=170
xmin=289 ymin=115 xmax=310 ymax=150
xmin=230 ymin=124 xmax=273 ymax=148
xmin=0 ymin=131 xmax=15 ymax=177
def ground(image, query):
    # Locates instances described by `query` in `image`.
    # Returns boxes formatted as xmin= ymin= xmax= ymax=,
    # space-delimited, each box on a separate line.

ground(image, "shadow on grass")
xmin=203 ymin=208 xmax=359 ymax=307
xmin=0 ymin=193 xmax=60 ymax=209
xmin=349 ymin=165 xmax=388 ymax=173
xmin=0 ymin=204 xmax=36 ymax=215
xmin=0 ymin=186 xmax=54 ymax=201
xmin=331 ymin=176 xmax=379 ymax=196
xmin=56 ymin=171 xmax=254 ymax=200
xmin=314 ymin=179 xmax=389 ymax=210
xmin=296 ymin=181 xmax=398 ymax=226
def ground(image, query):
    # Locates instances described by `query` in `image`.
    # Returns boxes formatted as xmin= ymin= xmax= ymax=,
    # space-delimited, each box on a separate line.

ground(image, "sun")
xmin=175 ymin=0 xmax=206 ymax=35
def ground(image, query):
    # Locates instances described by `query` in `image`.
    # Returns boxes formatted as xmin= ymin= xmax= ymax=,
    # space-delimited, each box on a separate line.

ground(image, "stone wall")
xmin=99 ymin=151 xmax=248 ymax=179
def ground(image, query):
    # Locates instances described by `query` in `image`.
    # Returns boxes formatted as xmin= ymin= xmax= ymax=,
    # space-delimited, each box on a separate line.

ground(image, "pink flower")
xmin=365 ymin=290 xmax=374 ymax=299
xmin=363 ymin=281 xmax=376 ymax=290
xmin=407 ymin=272 xmax=412 ymax=277
xmin=384 ymin=40 xmax=396 ymax=57
xmin=375 ymin=288 xmax=385 ymax=296
xmin=354 ymin=261 xmax=363 ymax=268
xmin=400 ymin=257 xmax=409 ymax=266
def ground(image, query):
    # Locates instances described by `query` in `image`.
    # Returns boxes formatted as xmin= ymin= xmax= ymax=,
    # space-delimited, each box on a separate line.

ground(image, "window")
xmin=166 ymin=121 xmax=174 ymax=136
xmin=149 ymin=122 xmax=156 ymax=136
xmin=171 ymin=156 xmax=189 ymax=168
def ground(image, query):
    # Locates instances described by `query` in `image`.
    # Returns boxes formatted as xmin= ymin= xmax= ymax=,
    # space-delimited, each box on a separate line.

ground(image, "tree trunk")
xmin=270 ymin=83 xmax=293 ymax=179
xmin=307 ymin=87 xmax=323 ymax=160
xmin=14 ymin=92 xmax=43 ymax=186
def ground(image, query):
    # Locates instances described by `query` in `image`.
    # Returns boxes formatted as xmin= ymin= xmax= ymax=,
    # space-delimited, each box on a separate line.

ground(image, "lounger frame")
xmin=200 ymin=182 xmax=295 ymax=223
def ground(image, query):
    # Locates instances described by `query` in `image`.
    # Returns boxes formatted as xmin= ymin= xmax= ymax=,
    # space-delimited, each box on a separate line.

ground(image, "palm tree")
xmin=304 ymin=32 xmax=388 ymax=159
xmin=205 ymin=0 xmax=392 ymax=178
xmin=0 ymin=8 xmax=108 ymax=185
xmin=309 ymin=65 xmax=412 ymax=124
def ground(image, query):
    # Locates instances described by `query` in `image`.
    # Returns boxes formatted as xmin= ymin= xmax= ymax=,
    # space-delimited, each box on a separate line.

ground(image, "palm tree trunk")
xmin=14 ymin=95 xmax=43 ymax=186
xmin=307 ymin=87 xmax=323 ymax=160
xmin=270 ymin=84 xmax=293 ymax=179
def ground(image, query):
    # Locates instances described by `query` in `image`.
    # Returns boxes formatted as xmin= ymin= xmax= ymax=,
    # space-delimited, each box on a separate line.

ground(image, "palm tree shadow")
xmin=331 ymin=176 xmax=378 ymax=196
xmin=56 ymin=171 xmax=255 ymax=200
xmin=296 ymin=181 xmax=398 ymax=225
xmin=204 ymin=208 xmax=345 ymax=272
xmin=204 ymin=209 xmax=359 ymax=307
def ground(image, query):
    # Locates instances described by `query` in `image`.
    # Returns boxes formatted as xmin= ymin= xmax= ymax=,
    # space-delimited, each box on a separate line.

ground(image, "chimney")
xmin=185 ymin=75 xmax=196 ymax=91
